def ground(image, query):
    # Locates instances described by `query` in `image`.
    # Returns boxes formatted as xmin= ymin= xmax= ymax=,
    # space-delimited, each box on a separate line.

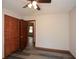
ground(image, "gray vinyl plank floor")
xmin=7 ymin=48 xmax=73 ymax=59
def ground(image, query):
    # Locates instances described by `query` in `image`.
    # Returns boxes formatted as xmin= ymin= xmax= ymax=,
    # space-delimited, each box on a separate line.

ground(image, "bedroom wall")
xmin=24 ymin=13 xmax=70 ymax=50
xmin=69 ymin=8 xmax=76 ymax=57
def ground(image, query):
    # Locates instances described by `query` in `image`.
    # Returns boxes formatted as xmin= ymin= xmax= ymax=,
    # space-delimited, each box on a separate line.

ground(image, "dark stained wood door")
xmin=4 ymin=15 xmax=19 ymax=57
xmin=19 ymin=20 xmax=28 ymax=50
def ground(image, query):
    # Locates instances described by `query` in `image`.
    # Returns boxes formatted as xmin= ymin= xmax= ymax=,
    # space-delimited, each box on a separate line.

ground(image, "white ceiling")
xmin=3 ymin=0 xmax=76 ymax=17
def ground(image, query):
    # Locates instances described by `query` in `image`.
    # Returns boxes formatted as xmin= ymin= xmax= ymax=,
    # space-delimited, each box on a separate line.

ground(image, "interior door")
xmin=19 ymin=20 xmax=28 ymax=50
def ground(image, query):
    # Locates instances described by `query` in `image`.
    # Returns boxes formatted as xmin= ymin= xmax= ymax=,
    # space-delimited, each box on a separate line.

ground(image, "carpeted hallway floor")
xmin=7 ymin=48 xmax=73 ymax=59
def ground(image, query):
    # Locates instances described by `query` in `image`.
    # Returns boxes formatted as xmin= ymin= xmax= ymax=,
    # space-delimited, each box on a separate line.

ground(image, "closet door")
xmin=4 ymin=15 xmax=19 ymax=57
xmin=19 ymin=20 xmax=28 ymax=50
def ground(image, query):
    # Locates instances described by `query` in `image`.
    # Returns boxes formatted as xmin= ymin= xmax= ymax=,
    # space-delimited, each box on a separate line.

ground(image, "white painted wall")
xmin=2 ymin=8 xmax=21 ymax=58
xmin=69 ymin=8 xmax=76 ymax=57
xmin=3 ymin=8 xmax=22 ymax=19
xmin=2 ymin=10 xmax=4 ymax=58
xmin=24 ymin=13 xmax=70 ymax=50
xmin=35 ymin=14 xmax=69 ymax=50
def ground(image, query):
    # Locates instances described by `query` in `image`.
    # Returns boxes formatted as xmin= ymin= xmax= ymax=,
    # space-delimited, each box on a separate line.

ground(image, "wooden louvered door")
xmin=19 ymin=20 xmax=28 ymax=50
xmin=4 ymin=15 xmax=19 ymax=57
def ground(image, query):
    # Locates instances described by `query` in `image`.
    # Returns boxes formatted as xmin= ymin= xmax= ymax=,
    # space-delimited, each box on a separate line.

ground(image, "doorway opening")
xmin=27 ymin=20 xmax=36 ymax=49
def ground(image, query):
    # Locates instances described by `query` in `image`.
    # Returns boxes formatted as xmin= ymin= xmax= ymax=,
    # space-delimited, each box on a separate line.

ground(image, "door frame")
xmin=27 ymin=20 xmax=36 ymax=47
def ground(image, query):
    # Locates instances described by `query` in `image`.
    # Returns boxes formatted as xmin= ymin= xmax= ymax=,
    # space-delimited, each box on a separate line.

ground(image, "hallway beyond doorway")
xmin=27 ymin=37 xmax=34 ymax=49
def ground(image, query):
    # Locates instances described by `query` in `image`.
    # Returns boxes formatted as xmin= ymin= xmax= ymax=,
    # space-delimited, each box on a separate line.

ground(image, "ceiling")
xmin=2 ymin=0 xmax=76 ymax=17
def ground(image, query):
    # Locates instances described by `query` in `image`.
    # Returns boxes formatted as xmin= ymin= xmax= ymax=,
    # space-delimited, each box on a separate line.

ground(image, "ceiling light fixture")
xmin=32 ymin=1 xmax=37 ymax=9
xmin=33 ymin=5 xmax=37 ymax=9
xmin=27 ymin=1 xmax=37 ymax=9
xmin=28 ymin=3 xmax=32 ymax=8
xmin=32 ymin=1 xmax=37 ymax=6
